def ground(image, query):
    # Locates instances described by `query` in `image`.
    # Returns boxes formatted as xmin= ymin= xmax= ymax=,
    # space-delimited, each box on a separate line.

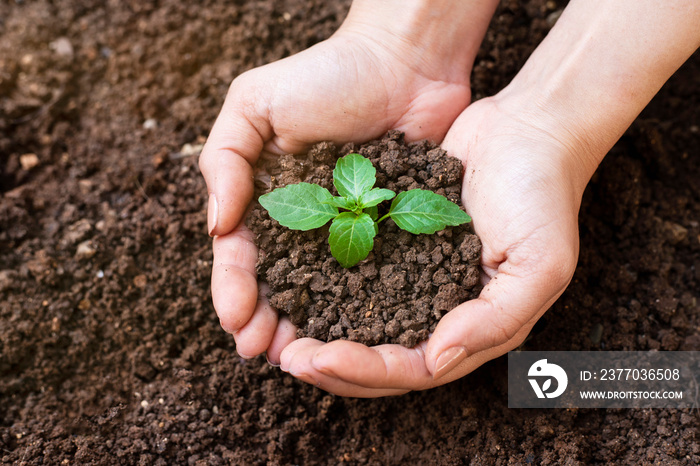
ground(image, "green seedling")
xmin=259 ymin=153 xmax=471 ymax=268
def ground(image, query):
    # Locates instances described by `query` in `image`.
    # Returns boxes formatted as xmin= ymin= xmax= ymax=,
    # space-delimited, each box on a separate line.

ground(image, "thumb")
xmin=426 ymin=247 xmax=577 ymax=381
xmin=199 ymin=77 xmax=271 ymax=236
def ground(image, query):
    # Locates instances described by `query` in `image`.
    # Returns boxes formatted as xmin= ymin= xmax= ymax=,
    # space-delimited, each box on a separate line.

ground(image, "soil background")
xmin=1 ymin=1 xmax=698 ymax=464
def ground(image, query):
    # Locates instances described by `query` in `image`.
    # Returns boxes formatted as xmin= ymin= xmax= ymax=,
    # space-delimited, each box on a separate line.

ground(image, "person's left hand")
xmin=279 ymin=95 xmax=596 ymax=397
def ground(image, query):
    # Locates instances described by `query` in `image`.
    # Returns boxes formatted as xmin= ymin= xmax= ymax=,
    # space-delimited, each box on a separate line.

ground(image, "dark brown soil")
xmin=249 ymin=133 xmax=481 ymax=347
xmin=1 ymin=0 xmax=698 ymax=465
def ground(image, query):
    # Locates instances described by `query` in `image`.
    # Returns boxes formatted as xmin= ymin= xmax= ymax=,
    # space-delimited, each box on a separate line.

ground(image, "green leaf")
xmin=323 ymin=196 xmax=357 ymax=211
xmin=359 ymin=188 xmax=395 ymax=208
xmin=388 ymin=189 xmax=471 ymax=234
xmin=259 ymin=183 xmax=338 ymax=230
xmin=365 ymin=205 xmax=379 ymax=222
xmin=328 ymin=212 xmax=376 ymax=268
xmin=333 ymin=153 xmax=376 ymax=202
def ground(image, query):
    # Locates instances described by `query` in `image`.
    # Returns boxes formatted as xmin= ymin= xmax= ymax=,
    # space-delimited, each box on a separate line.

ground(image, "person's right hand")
xmin=198 ymin=1 xmax=498 ymax=364
xmin=273 ymin=94 xmax=597 ymax=397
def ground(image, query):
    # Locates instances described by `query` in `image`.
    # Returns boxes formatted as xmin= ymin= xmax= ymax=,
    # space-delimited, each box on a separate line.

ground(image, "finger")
xmin=211 ymin=225 xmax=258 ymax=334
xmin=280 ymin=339 xmax=409 ymax=397
xmin=199 ymin=74 xmax=272 ymax=237
xmin=310 ymin=340 xmax=433 ymax=390
xmin=265 ymin=316 xmax=297 ymax=366
xmin=233 ymin=284 xmax=278 ymax=359
xmin=426 ymin=247 xmax=576 ymax=380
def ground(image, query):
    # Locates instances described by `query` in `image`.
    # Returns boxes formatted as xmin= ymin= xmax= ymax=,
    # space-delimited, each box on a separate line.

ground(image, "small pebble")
xmin=20 ymin=153 xmax=40 ymax=170
xmin=75 ymin=240 xmax=97 ymax=260
xmin=20 ymin=54 xmax=34 ymax=67
xmin=49 ymin=37 xmax=74 ymax=57
xmin=143 ymin=118 xmax=158 ymax=130
xmin=546 ymin=9 xmax=563 ymax=27
xmin=665 ymin=221 xmax=688 ymax=245
xmin=178 ymin=143 xmax=204 ymax=157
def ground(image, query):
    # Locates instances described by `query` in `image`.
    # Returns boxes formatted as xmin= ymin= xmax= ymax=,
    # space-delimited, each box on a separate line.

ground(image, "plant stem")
xmin=376 ymin=213 xmax=391 ymax=224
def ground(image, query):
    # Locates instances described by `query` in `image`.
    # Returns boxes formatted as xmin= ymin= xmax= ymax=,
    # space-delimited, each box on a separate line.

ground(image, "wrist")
xmin=337 ymin=0 xmax=499 ymax=82
xmin=496 ymin=0 xmax=700 ymax=180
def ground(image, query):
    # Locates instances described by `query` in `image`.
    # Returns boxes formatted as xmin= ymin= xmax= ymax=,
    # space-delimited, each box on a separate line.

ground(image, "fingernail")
xmin=207 ymin=192 xmax=218 ymax=236
xmin=266 ymin=354 xmax=280 ymax=368
xmin=433 ymin=346 xmax=467 ymax=380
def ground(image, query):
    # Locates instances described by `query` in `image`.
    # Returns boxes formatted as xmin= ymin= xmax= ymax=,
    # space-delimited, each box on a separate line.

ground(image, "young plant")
xmin=259 ymin=153 xmax=471 ymax=268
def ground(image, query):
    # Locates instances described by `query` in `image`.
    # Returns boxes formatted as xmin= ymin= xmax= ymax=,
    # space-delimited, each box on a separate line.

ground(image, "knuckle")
xmin=197 ymin=149 xmax=210 ymax=174
xmin=226 ymin=70 xmax=248 ymax=94
xmin=226 ymin=68 xmax=257 ymax=101
xmin=486 ymin=309 xmax=523 ymax=347
xmin=541 ymin=245 xmax=578 ymax=288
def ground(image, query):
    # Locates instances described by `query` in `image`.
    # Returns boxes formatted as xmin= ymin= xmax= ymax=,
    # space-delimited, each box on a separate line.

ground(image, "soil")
xmin=1 ymin=0 xmax=698 ymax=465
xmin=249 ymin=133 xmax=481 ymax=347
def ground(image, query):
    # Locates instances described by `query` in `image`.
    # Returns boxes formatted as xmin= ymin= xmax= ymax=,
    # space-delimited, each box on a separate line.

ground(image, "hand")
xmin=279 ymin=96 xmax=594 ymax=396
xmin=199 ymin=1 xmax=497 ymax=365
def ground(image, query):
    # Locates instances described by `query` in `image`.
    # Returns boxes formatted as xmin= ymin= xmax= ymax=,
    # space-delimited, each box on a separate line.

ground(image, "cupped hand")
xmin=280 ymin=96 xmax=597 ymax=396
xmin=199 ymin=20 xmax=478 ymax=364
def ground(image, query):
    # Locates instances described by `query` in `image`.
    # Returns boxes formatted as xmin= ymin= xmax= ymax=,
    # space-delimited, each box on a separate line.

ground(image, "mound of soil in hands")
xmin=248 ymin=132 xmax=482 ymax=347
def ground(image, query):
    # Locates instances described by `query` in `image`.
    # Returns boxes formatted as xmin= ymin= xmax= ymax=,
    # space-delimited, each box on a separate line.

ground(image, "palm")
xmin=435 ymin=98 xmax=582 ymax=354
xmin=231 ymin=33 xmax=471 ymax=155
